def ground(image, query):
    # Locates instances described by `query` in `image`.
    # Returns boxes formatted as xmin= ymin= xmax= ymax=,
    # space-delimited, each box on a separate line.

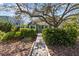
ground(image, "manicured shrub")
xmin=20 ymin=28 xmax=37 ymax=38
xmin=14 ymin=31 xmax=21 ymax=38
xmin=20 ymin=28 xmax=28 ymax=38
xmin=0 ymin=31 xmax=5 ymax=41
xmin=42 ymin=28 xmax=54 ymax=45
xmin=42 ymin=27 xmax=77 ymax=46
xmin=2 ymin=32 xmax=15 ymax=41
xmin=0 ymin=21 xmax=12 ymax=32
xmin=63 ymin=22 xmax=78 ymax=46
xmin=0 ymin=27 xmax=37 ymax=42
xmin=31 ymin=29 xmax=37 ymax=37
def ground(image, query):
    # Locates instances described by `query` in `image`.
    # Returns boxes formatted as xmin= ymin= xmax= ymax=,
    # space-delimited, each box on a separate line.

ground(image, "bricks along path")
xmin=29 ymin=33 xmax=50 ymax=56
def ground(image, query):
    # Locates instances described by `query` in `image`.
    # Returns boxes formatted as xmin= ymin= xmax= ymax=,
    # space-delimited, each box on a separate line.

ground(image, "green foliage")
xmin=20 ymin=24 xmax=28 ymax=28
xmin=63 ymin=22 xmax=78 ymax=30
xmin=0 ymin=22 xmax=37 ymax=41
xmin=42 ymin=27 xmax=77 ymax=46
xmin=11 ymin=26 xmax=20 ymax=32
xmin=2 ymin=32 xmax=15 ymax=41
xmin=63 ymin=22 xmax=78 ymax=46
xmin=14 ymin=31 xmax=21 ymax=38
xmin=20 ymin=28 xmax=37 ymax=38
xmin=42 ymin=28 xmax=54 ymax=45
xmin=0 ymin=31 xmax=5 ymax=41
xmin=0 ymin=21 xmax=12 ymax=32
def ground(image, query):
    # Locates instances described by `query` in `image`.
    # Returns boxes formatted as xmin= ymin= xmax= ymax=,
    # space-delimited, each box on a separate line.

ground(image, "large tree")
xmin=16 ymin=3 xmax=79 ymax=28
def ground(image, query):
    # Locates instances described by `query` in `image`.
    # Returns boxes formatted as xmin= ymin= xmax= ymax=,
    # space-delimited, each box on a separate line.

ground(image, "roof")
xmin=29 ymin=18 xmax=48 ymax=25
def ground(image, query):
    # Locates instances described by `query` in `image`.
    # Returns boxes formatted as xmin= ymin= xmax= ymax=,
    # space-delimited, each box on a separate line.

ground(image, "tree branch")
xmin=16 ymin=3 xmax=54 ymax=26
xmin=57 ymin=3 xmax=70 ymax=26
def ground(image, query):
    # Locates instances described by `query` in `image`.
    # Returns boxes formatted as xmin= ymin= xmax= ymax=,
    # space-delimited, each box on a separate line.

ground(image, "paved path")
xmin=30 ymin=33 xmax=50 ymax=56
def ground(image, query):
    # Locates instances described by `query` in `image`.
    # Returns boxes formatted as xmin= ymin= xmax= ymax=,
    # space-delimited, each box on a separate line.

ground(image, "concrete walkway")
xmin=29 ymin=33 xmax=50 ymax=56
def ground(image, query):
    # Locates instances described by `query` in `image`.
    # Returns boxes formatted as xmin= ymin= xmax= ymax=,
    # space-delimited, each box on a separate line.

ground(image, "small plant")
xmin=0 ymin=21 xmax=12 ymax=32
xmin=14 ymin=31 xmax=21 ymax=38
xmin=0 ymin=31 xmax=5 ymax=41
xmin=2 ymin=32 xmax=15 ymax=41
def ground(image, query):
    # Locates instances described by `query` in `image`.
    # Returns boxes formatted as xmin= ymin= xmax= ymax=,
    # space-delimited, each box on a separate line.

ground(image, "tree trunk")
xmin=53 ymin=24 xmax=59 ymax=29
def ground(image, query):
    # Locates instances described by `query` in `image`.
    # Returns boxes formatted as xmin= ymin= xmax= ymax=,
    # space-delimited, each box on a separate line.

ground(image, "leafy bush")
xmin=0 ymin=31 xmax=5 ymax=41
xmin=20 ymin=28 xmax=28 ymax=38
xmin=0 ymin=21 xmax=12 ymax=32
xmin=0 ymin=27 xmax=37 ymax=42
xmin=63 ymin=22 xmax=78 ymax=46
xmin=42 ymin=27 xmax=77 ymax=46
xmin=11 ymin=26 xmax=20 ymax=32
xmin=2 ymin=32 xmax=15 ymax=41
xmin=14 ymin=31 xmax=21 ymax=38
xmin=20 ymin=28 xmax=37 ymax=38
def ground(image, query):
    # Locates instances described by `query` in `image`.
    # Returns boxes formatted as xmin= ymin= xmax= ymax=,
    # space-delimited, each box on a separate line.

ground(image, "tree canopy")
xmin=1 ymin=3 xmax=79 ymax=28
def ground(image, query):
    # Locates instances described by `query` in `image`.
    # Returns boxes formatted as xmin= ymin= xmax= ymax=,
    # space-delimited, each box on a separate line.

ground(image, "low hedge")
xmin=42 ymin=27 xmax=77 ymax=46
xmin=20 ymin=28 xmax=37 ymax=38
xmin=0 ymin=28 xmax=37 ymax=42
xmin=2 ymin=31 xmax=15 ymax=41
xmin=14 ymin=31 xmax=21 ymax=38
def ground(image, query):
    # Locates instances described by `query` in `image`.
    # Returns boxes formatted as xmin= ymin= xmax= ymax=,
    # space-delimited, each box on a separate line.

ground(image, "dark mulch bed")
xmin=0 ymin=38 xmax=35 ymax=56
xmin=48 ymin=40 xmax=79 ymax=56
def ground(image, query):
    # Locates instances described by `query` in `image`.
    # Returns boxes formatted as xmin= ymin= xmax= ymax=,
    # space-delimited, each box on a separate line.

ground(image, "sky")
xmin=0 ymin=3 xmax=31 ymax=24
xmin=0 ymin=10 xmax=15 ymax=16
xmin=0 ymin=3 xmax=16 ymax=16
xmin=0 ymin=3 xmax=34 ymax=16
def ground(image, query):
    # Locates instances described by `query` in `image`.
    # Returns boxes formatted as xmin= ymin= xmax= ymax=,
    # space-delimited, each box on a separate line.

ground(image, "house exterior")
xmin=28 ymin=19 xmax=49 ymax=33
